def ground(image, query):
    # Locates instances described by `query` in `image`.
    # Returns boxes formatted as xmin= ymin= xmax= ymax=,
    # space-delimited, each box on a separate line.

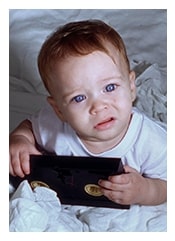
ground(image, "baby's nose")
xmin=89 ymin=99 xmax=108 ymax=115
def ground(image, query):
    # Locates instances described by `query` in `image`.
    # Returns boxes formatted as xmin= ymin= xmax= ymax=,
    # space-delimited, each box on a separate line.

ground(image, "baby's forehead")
xmin=53 ymin=50 xmax=128 ymax=82
xmin=57 ymin=47 xmax=124 ymax=66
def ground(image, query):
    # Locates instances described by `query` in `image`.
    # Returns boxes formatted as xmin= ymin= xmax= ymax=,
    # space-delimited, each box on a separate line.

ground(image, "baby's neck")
xmin=77 ymin=114 xmax=132 ymax=154
xmin=80 ymin=136 xmax=123 ymax=155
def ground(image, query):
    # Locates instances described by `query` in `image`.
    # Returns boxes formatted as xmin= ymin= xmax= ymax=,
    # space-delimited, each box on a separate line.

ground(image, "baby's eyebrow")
xmin=101 ymin=75 xmax=121 ymax=82
xmin=62 ymin=88 xmax=82 ymax=100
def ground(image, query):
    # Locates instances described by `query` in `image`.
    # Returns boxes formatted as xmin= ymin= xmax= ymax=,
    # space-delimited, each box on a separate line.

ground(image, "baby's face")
xmin=49 ymin=50 xmax=136 ymax=153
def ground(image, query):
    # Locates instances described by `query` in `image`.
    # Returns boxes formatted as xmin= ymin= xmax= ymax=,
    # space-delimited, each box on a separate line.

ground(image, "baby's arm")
xmin=9 ymin=120 xmax=41 ymax=178
xmin=98 ymin=165 xmax=167 ymax=206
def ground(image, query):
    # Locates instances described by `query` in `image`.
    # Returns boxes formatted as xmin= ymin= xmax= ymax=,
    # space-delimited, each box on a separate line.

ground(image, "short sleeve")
xmin=29 ymin=102 xmax=71 ymax=155
xmin=138 ymin=118 xmax=167 ymax=181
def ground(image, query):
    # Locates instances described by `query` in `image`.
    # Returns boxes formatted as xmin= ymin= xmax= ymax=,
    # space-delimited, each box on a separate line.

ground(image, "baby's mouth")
xmin=94 ymin=117 xmax=115 ymax=130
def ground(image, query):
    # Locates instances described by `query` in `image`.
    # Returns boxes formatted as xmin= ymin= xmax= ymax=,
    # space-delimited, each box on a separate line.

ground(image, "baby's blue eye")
xmin=105 ymin=84 xmax=117 ymax=92
xmin=72 ymin=95 xmax=86 ymax=103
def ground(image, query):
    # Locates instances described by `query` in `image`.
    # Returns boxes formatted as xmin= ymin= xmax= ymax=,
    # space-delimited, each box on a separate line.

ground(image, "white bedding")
xmin=9 ymin=181 xmax=166 ymax=232
xmin=9 ymin=9 xmax=167 ymax=232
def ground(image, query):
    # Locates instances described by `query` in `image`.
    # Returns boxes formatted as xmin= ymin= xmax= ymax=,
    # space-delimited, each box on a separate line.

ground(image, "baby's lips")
xmin=94 ymin=117 xmax=115 ymax=130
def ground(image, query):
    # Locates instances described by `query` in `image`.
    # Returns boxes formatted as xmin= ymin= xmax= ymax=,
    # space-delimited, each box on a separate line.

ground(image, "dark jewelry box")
xmin=10 ymin=155 xmax=130 ymax=209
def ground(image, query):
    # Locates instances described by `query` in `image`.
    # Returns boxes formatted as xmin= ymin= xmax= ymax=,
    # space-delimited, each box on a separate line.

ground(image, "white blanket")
xmin=9 ymin=181 xmax=167 ymax=232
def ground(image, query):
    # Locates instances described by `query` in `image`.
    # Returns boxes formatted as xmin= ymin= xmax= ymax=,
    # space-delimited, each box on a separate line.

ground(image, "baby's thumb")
xmin=123 ymin=165 xmax=138 ymax=174
xmin=32 ymin=149 xmax=42 ymax=155
xmin=23 ymin=148 xmax=42 ymax=175
xmin=29 ymin=145 xmax=42 ymax=155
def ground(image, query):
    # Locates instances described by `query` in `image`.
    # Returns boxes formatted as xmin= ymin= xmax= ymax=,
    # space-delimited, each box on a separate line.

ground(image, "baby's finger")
xmin=21 ymin=159 xmax=30 ymax=175
xmin=123 ymin=165 xmax=138 ymax=173
xmin=101 ymin=189 xmax=124 ymax=204
xmin=13 ymin=160 xmax=25 ymax=178
xmin=20 ymin=148 xmax=42 ymax=175
xmin=98 ymin=179 xmax=125 ymax=191
xmin=98 ymin=179 xmax=112 ymax=189
xmin=9 ymin=159 xmax=16 ymax=176
xmin=10 ymin=153 xmax=24 ymax=177
xmin=108 ymin=174 xmax=130 ymax=184
xmin=19 ymin=151 xmax=30 ymax=175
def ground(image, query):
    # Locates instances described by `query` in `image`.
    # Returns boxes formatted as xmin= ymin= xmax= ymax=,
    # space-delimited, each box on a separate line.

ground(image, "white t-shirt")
xmin=30 ymin=103 xmax=167 ymax=180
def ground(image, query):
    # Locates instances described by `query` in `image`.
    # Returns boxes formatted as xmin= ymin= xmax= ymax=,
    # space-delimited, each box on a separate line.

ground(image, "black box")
xmin=10 ymin=155 xmax=130 ymax=209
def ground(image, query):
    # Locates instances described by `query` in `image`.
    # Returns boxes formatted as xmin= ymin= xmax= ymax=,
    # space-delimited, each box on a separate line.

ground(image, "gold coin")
xmin=84 ymin=184 xmax=103 ymax=197
xmin=30 ymin=180 xmax=50 ymax=189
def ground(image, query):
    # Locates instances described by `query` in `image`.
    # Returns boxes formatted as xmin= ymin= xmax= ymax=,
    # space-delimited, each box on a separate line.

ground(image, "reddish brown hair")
xmin=38 ymin=20 xmax=130 ymax=93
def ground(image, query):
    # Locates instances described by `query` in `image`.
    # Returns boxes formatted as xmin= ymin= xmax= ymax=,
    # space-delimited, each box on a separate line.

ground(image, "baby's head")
xmin=38 ymin=19 xmax=130 ymax=95
xmin=38 ymin=20 xmax=136 ymax=152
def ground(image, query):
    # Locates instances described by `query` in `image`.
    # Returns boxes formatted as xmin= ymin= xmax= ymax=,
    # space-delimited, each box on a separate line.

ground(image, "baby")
xmin=9 ymin=20 xmax=166 ymax=206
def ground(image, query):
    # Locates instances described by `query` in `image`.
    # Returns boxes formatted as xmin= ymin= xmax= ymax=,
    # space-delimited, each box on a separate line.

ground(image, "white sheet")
xmin=9 ymin=9 xmax=167 ymax=232
xmin=9 ymin=181 xmax=167 ymax=232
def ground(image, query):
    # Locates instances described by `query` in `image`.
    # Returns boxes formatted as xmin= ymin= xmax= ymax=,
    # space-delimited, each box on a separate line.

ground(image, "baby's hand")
xmin=9 ymin=135 xmax=41 ymax=178
xmin=98 ymin=165 xmax=146 ymax=205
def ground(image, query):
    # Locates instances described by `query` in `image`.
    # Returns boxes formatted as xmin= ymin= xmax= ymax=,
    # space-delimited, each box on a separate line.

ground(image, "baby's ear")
xmin=129 ymin=71 xmax=136 ymax=102
xmin=47 ymin=96 xmax=66 ymax=122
